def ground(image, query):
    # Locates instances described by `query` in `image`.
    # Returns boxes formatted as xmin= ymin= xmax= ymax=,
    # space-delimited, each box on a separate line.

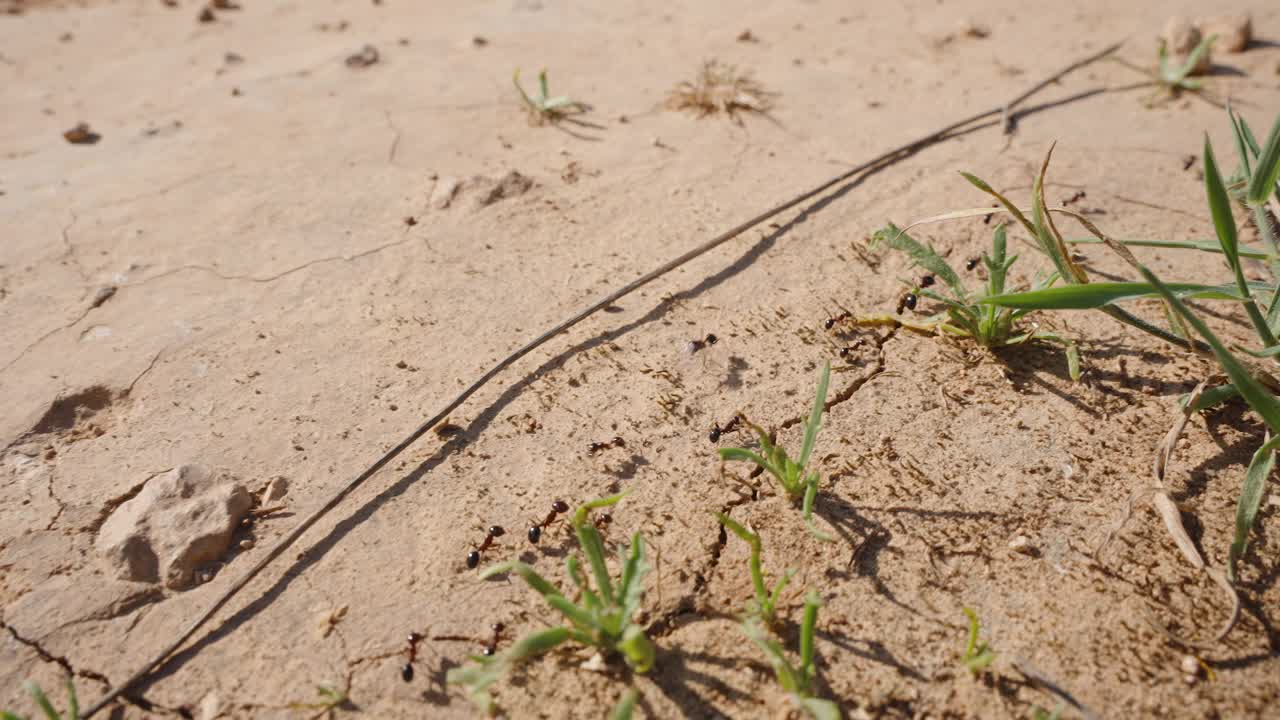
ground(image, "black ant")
xmin=401 ymin=631 xmax=423 ymax=682
xmin=896 ymin=293 xmax=918 ymax=314
xmin=594 ymin=512 xmax=613 ymax=535
xmin=587 ymin=436 xmax=626 ymax=454
xmin=824 ymin=312 xmax=851 ymax=330
xmin=685 ymin=333 xmax=720 ymax=354
xmin=709 ymin=414 xmax=741 ymax=443
xmin=919 ymin=274 xmax=935 ymax=288
xmin=838 ymin=338 xmax=866 ymax=359
xmin=1182 ymin=155 xmax=1196 ymax=171
xmin=1062 ymin=190 xmax=1086 ymax=206
xmin=466 ymin=525 xmax=505 ymax=569
xmin=965 ymin=256 xmax=980 ymax=271
xmin=480 ymin=622 xmax=505 ymax=656
xmin=527 ymin=500 xmax=570 ymax=544
xmin=982 ymin=203 xmax=998 ymax=225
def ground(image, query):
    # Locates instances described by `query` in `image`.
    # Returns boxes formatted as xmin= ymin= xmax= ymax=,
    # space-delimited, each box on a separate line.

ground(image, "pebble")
xmin=1008 ymin=535 xmax=1035 ymax=555
xmin=1197 ymin=15 xmax=1251 ymax=53
xmin=1181 ymin=654 xmax=1200 ymax=676
xmin=239 ymin=539 xmax=254 ymax=550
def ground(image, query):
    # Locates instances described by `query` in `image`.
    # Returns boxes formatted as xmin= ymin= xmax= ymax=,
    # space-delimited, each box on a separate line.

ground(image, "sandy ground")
xmin=3 ymin=0 xmax=1280 ymax=718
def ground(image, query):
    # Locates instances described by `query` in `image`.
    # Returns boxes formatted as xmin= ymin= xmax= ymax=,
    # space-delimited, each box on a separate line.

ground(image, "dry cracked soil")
xmin=2 ymin=0 xmax=1280 ymax=718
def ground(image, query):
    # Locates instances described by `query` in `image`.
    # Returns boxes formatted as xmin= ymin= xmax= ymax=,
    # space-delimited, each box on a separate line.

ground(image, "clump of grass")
xmin=743 ymin=591 xmax=840 ymax=720
xmin=715 ymin=513 xmax=793 ymax=626
xmin=981 ymin=111 xmax=1280 ymax=585
xmin=719 ymin=362 xmax=834 ymax=540
xmin=665 ymin=59 xmax=775 ymax=122
xmin=960 ymin=608 xmax=996 ymax=676
xmin=854 ymin=221 xmax=1081 ymax=380
xmin=447 ymin=493 xmax=654 ymax=714
xmin=513 ymin=68 xmax=591 ymax=126
xmin=1152 ymin=34 xmax=1217 ymax=104
xmin=2 ymin=679 xmax=79 ymax=720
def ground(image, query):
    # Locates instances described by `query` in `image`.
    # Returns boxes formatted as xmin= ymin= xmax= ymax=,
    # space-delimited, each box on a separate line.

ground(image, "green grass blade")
xmin=800 ymin=697 xmax=842 ymax=720
xmin=719 ymin=447 xmax=784 ymax=485
xmin=572 ymin=492 xmax=627 ymax=527
xmin=610 ymin=689 xmax=640 ymax=720
xmin=1172 ymin=35 xmax=1215 ymax=82
xmin=1 ymin=712 xmax=25 ymax=720
xmin=576 ymin=522 xmax=616 ymax=605
xmin=1182 ymin=383 xmax=1240 ymax=412
xmin=798 ymin=362 xmax=830 ymax=469
xmin=982 ymin=281 xmax=1243 ymax=309
xmin=64 ymin=680 xmax=77 ymax=720
xmin=1065 ymin=340 xmax=1081 ymax=382
xmin=1141 ymin=266 xmax=1280 ymax=432
xmin=23 ymin=683 xmax=57 ymax=720
xmin=1230 ymin=109 xmax=1254 ymax=180
xmin=1229 ymin=434 xmax=1280 ymax=580
xmin=1247 ymin=113 xmax=1280 ymax=206
xmin=545 ymin=594 xmax=596 ymax=631
xmin=617 ymin=533 xmax=649 ymax=619
xmin=1205 ymin=135 xmax=1242 ymax=269
xmin=871 ymin=224 xmax=966 ymax=299
xmin=617 ymin=625 xmax=655 ymax=673
xmin=802 ymin=477 xmax=834 ymax=541
xmin=743 ymin=619 xmax=802 ymax=694
xmin=484 ymin=561 xmax=561 ymax=598
xmin=716 ymin=513 xmax=767 ymax=603
xmin=1064 ymin=237 xmax=1273 ymax=259
xmin=799 ymin=591 xmax=820 ymax=687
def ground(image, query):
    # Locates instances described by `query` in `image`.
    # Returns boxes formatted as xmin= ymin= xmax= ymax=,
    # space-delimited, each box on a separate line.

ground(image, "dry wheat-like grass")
xmin=665 ymin=59 xmax=775 ymax=121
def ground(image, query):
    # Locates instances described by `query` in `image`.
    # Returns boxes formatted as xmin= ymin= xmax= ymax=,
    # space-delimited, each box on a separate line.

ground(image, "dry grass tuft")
xmin=665 ymin=59 xmax=775 ymax=121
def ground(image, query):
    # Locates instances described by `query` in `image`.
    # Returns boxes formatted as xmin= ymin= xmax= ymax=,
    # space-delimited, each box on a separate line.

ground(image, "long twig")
xmin=81 ymin=40 xmax=1124 ymax=717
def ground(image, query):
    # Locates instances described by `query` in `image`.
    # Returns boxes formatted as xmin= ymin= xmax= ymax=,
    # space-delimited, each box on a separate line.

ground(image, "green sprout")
xmin=743 ymin=591 xmax=840 ymax=720
xmin=715 ymin=513 xmax=793 ymax=626
xmin=2 ymin=679 xmax=79 ymax=720
xmin=447 ymin=493 xmax=654 ymax=714
xmin=961 ymin=608 xmax=996 ymax=676
xmin=719 ymin=362 xmax=834 ymax=540
xmin=609 ymin=688 xmax=640 ymax=720
xmin=980 ymin=112 xmax=1280 ymax=582
xmin=854 ymin=220 xmax=1081 ymax=381
xmin=513 ymin=68 xmax=590 ymax=126
xmin=1153 ymin=34 xmax=1217 ymax=103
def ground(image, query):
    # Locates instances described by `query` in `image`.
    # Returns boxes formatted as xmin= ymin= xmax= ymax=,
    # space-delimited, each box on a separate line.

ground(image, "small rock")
xmin=263 ymin=475 xmax=289 ymax=502
xmin=1181 ymin=654 xmax=1200 ymax=676
xmin=1163 ymin=16 xmax=1201 ymax=54
xmin=96 ymin=465 xmax=252 ymax=589
xmin=580 ymin=652 xmax=608 ymax=673
xmin=1008 ymin=535 xmax=1035 ymax=556
xmin=345 ymin=44 xmax=380 ymax=69
xmin=429 ymin=176 xmax=460 ymax=210
xmin=199 ymin=691 xmax=221 ymax=720
xmin=471 ymin=170 xmax=534 ymax=209
xmin=1196 ymin=15 xmax=1251 ymax=53
xmin=63 ymin=123 xmax=101 ymax=145
xmin=239 ymin=538 xmax=254 ymax=550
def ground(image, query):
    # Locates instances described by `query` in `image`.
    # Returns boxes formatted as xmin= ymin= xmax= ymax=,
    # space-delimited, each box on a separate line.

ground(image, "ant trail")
xmin=80 ymin=40 xmax=1127 ymax=717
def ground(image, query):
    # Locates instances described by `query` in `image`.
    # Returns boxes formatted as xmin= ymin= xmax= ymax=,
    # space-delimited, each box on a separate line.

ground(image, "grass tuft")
xmin=666 ymin=59 xmax=775 ymax=122
xmin=447 ymin=493 xmax=653 ymax=714
xmin=719 ymin=362 xmax=834 ymax=540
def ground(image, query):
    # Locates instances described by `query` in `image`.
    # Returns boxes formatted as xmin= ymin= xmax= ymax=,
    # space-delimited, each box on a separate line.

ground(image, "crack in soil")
xmin=1 ymin=619 xmax=112 ymax=689
xmin=0 ymin=234 xmax=412 ymax=379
